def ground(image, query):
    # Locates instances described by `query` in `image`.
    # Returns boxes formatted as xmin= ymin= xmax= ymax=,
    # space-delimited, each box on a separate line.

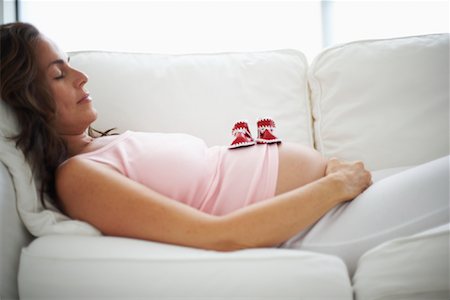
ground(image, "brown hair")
xmin=1 ymin=22 xmax=74 ymax=209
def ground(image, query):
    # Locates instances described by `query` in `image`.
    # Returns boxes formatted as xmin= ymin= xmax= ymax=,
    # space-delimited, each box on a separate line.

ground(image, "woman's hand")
xmin=325 ymin=158 xmax=372 ymax=202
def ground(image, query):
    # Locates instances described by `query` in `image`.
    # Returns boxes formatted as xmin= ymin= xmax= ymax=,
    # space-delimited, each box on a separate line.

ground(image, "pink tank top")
xmin=74 ymin=131 xmax=279 ymax=216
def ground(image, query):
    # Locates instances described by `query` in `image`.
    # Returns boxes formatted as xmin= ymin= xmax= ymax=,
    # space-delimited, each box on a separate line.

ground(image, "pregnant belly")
xmin=275 ymin=142 xmax=328 ymax=195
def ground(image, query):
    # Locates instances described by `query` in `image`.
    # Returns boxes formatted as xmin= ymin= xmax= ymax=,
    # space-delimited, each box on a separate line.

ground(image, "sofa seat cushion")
xmin=19 ymin=235 xmax=352 ymax=299
xmin=353 ymin=223 xmax=450 ymax=300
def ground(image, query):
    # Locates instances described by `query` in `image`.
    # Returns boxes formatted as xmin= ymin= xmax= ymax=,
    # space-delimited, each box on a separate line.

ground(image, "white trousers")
xmin=280 ymin=156 xmax=450 ymax=275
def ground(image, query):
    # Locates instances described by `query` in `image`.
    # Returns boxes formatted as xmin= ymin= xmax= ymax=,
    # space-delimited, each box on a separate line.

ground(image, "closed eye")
xmin=54 ymin=73 xmax=65 ymax=80
xmin=50 ymin=56 xmax=70 ymax=80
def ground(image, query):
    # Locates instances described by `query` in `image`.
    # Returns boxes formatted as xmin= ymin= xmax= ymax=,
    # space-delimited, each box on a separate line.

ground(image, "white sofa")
xmin=1 ymin=33 xmax=449 ymax=299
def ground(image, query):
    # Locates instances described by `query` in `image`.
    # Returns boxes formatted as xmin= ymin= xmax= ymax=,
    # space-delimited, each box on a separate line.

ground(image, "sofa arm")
xmin=0 ymin=161 xmax=33 ymax=299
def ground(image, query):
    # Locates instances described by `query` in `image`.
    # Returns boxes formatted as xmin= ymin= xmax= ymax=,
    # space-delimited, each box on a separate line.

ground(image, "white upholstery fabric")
xmin=353 ymin=223 xmax=450 ymax=300
xmin=19 ymin=235 xmax=352 ymax=299
xmin=309 ymin=33 xmax=449 ymax=170
xmin=69 ymin=49 xmax=313 ymax=147
xmin=0 ymin=162 xmax=32 ymax=300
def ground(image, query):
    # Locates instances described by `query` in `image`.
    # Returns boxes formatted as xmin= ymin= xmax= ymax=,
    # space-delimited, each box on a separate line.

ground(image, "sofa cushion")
xmin=353 ymin=223 xmax=450 ymax=300
xmin=309 ymin=33 xmax=449 ymax=170
xmin=69 ymin=49 xmax=313 ymax=147
xmin=19 ymin=235 xmax=352 ymax=299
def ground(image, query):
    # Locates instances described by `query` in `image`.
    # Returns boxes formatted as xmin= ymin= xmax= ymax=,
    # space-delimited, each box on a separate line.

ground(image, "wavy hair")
xmin=0 ymin=22 xmax=111 ymax=209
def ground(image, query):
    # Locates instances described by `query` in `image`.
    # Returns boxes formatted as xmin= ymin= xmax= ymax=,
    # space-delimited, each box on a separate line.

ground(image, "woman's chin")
xmin=88 ymin=107 xmax=98 ymax=123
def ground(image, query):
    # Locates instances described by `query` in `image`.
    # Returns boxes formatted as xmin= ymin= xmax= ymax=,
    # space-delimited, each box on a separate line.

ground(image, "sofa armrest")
xmin=0 ymin=161 xmax=33 ymax=299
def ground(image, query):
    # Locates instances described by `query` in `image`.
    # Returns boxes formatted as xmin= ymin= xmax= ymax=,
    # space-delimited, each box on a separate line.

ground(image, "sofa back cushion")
xmin=69 ymin=50 xmax=313 ymax=147
xmin=309 ymin=34 xmax=449 ymax=170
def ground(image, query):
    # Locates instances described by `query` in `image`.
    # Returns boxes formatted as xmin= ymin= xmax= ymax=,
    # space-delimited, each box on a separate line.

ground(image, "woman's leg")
xmin=280 ymin=156 xmax=449 ymax=275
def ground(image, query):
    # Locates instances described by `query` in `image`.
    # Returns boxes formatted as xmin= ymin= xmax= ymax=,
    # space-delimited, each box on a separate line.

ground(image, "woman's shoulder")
xmin=55 ymin=155 xmax=127 ymax=206
xmin=56 ymin=156 xmax=101 ymax=182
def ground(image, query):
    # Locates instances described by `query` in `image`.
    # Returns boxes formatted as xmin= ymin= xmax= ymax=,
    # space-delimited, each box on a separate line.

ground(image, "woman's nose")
xmin=74 ymin=69 xmax=89 ymax=88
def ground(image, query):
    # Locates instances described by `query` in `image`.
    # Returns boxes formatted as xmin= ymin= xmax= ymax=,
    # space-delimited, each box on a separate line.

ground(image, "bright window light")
xmin=19 ymin=0 xmax=323 ymax=62
xmin=18 ymin=0 xmax=449 ymax=62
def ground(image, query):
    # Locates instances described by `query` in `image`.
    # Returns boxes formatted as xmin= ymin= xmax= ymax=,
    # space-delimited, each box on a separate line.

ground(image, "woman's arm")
xmin=222 ymin=158 xmax=372 ymax=249
xmin=56 ymin=157 xmax=371 ymax=251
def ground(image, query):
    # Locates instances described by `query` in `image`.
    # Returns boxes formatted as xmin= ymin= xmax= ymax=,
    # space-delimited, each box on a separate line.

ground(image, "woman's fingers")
xmin=325 ymin=157 xmax=372 ymax=200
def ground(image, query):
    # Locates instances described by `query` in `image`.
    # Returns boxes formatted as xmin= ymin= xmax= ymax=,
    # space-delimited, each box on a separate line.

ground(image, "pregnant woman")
xmin=2 ymin=22 xmax=447 ymax=274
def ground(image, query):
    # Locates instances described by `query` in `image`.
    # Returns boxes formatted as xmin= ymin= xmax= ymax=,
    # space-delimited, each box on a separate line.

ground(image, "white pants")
xmin=280 ymin=156 xmax=450 ymax=275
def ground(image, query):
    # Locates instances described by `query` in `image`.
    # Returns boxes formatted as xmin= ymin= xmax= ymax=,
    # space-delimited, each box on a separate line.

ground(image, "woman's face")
xmin=35 ymin=35 xmax=97 ymax=135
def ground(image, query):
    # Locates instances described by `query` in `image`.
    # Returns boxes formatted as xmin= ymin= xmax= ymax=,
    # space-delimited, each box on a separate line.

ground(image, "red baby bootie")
xmin=256 ymin=118 xmax=282 ymax=144
xmin=229 ymin=120 xmax=256 ymax=149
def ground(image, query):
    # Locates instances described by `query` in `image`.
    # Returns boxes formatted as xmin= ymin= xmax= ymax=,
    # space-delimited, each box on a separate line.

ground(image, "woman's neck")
xmin=61 ymin=132 xmax=94 ymax=157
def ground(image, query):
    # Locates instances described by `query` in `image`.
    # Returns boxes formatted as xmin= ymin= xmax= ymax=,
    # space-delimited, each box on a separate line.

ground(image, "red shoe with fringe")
xmin=256 ymin=118 xmax=282 ymax=144
xmin=229 ymin=120 xmax=256 ymax=149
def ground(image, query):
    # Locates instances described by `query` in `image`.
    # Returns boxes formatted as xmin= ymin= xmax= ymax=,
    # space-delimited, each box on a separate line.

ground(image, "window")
xmin=2 ymin=0 xmax=18 ymax=23
xmin=19 ymin=0 xmax=322 ymax=61
xmin=18 ymin=0 xmax=449 ymax=62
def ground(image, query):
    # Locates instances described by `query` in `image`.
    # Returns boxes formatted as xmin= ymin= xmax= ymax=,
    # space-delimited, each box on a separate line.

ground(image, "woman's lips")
xmin=77 ymin=93 xmax=92 ymax=104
